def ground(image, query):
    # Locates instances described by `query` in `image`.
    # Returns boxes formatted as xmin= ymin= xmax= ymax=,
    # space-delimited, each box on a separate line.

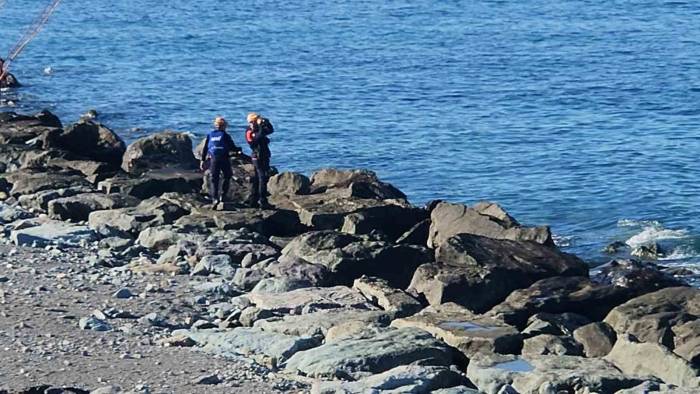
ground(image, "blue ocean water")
xmin=2 ymin=0 xmax=700 ymax=271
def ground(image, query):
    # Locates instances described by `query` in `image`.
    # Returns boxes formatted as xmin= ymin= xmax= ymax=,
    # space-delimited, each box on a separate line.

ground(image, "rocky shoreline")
xmin=0 ymin=110 xmax=698 ymax=393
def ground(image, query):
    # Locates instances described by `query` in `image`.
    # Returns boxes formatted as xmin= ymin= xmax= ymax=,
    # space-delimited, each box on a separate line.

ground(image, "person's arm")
xmin=200 ymin=135 xmax=209 ymax=170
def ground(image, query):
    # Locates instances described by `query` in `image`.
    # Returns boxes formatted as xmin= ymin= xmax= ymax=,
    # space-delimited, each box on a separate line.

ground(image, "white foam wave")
xmin=617 ymin=219 xmax=661 ymax=228
xmin=625 ymin=225 xmax=688 ymax=248
xmin=552 ymin=234 xmax=573 ymax=248
xmin=659 ymin=245 xmax=700 ymax=261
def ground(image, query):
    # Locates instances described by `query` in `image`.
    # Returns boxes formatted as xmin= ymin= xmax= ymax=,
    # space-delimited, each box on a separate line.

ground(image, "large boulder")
xmin=254 ymin=308 xmax=392 ymax=338
xmin=264 ymin=258 xmax=332 ymax=288
xmin=407 ymin=234 xmax=587 ymax=312
xmin=241 ymin=286 xmax=375 ymax=319
xmin=352 ymin=276 xmax=423 ymax=318
xmin=272 ymin=191 xmax=421 ymax=236
xmin=312 ymin=365 xmax=467 ymax=394
xmin=0 ymin=110 xmax=62 ymax=145
xmin=88 ymin=197 xmax=188 ymax=235
xmin=10 ymin=220 xmax=97 ymax=247
xmin=427 ymin=201 xmax=553 ymax=248
xmin=605 ymin=334 xmax=700 ymax=387
xmin=48 ymin=193 xmax=140 ymax=222
xmin=391 ymin=302 xmax=521 ymax=358
xmin=604 ymin=287 xmax=700 ymax=360
xmin=284 ymin=327 xmax=458 ymax=379
xmin=466 ymin=354 xmax=643 ymax=394
xmin=489 ymin=260 xmax=688 ymax=328
xmin=280 ymin=230 xmax=433 ymax=288
xmin=573 ymin=322 xmax=617 ymax=358
xmin=341 ymin=204 xmax=428 ymax=241
xmin=267 ymin=172 xmax=310 ymax=196
xmin=41 ymin=121 xmax=125 ymax=166
xmin=121 ymin=131 xmax=197 ymax=174
xmin=1 ymin=168 xmax=92 ymax=198
xmin=17 ymin=186 xmax=94 ymax=212
xmin=178 ymin=327 xmax=319 ymax=365
xmin=98 ymin=168 xmax=203 ymax=199
xmin=309 ymin=168 xmax=405 ymax=200
xmin=213 ymin=208 xmax=302 ymax=237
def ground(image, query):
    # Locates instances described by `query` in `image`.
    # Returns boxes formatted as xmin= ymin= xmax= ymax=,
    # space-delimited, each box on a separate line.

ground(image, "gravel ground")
xmin=0 ymin=242 xmax=309 ymax=393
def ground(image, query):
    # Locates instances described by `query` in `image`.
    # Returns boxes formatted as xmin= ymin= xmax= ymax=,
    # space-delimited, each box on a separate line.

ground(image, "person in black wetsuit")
xmin=200 ymin=117 xmax=240 ymax=203
xmin=0 ymin=58 xmax=20 ymax=88
xmin=245 ymin=112 xmax=273 ymax=208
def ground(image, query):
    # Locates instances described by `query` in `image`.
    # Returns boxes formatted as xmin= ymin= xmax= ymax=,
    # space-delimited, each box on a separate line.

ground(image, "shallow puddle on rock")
xmin=440 ymin=321 xmax=490 ymax=331
xmin=493 ymin=359 xmax=534 ymax=373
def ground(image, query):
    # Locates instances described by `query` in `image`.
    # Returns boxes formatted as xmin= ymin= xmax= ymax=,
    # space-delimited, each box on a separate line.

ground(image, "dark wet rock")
xmin=0 ymin=110 xmax=62 ymax=145
xmin=191 ymin=374 xmax=222 ymax=385
xmin=232 ymin=268 xmax=270 ymax=291
xmin=391 ymin=302 xmax=521 ymax=358
xmin=605 ymin=334 xmax=700 ymax=388
xmin=284 ymin=327 xmax=457 ymax=379
xmin=604 ymin=287 xmax=700 ymax=351
xmin=48 ymin=192 xmax=140 ymax=222
xmin=407 ymin=234 xmax=586 ymax=313
xmin=280 ymin=230 xmax=433 ymax=288
xmin=396 ymin=219 xmax=431 ymax=245
xmin=489 ymin=264 xmax=688 ymax=329
xmin=267 ymin=172 xmax=310 ymax=196
xmin=41 ymin=120 xmax=125 ymax=166
xmin=121 ymin=131 xmax=197 ymax=174
xmin=10 ymin=220 xmax=97 ymax=247
xmin=521 ymin=312 xmax=591 ymax=338
xmin=604 ymin=241 xmax=630 ymax=254
xmin=341 ymin=204 xmax=428 ymax=241
xmin=309 ymin=168 xmax=406 ymax=200
xmin=1 ymin=168 xmax=92 ymax=198
xmin=521 ymin=334 xmax=583 ymax=357
xmin=264 ymin=258 xmax=332 ymax=287
xmin=352 ymin=276 xmax=423 ymax=318
xmin=573 ymin=322 xmax=617 ymax=358
xmin=254 ymin=308 xmax=391 ymax=338
xmin=631 ymin=243 xmax=666 ymax=260
xmin=213 ymin=208 xmax=302 ymax=237
xmin=179 ymin=327 xmax=320 ymax=366
xmin=196 ymin=240 xmax=279 ymax=266
xmin=312 ymin=365 xmax=468 ymax=394
xmin=272 ymin=191 xmax=417 ymax=235
xmin=466 ymin=354 xmax=643 ymax=394
xmin=98 ymin=168 xmax=203 ymax=199
xmin=88 ymin=197 xmax=188 ymax=235
xmin=591 ymin=260 xmax=686 ymax=290
xmin=428 ymin=201 xmax=553 ymax=248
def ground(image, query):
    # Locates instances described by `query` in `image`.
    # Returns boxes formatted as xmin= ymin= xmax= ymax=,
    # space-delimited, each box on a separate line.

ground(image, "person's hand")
xmin=200 ymin=161 xmax=206 ymax=171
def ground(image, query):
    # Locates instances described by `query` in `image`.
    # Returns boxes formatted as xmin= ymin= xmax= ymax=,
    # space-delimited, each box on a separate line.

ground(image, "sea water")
xmin=1 ymin=0 xmax=699 ymax=273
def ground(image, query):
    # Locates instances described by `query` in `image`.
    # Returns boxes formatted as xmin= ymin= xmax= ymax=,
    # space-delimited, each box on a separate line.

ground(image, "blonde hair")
xmin=214 ymin=116 xmax=227 ymax=130
xmin=247 ymin=112 xmax=260 ymax=123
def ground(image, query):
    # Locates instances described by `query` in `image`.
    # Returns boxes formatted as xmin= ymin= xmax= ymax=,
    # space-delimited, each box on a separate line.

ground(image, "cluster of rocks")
xmin=1 ymin=110 xmax=699 ymax=393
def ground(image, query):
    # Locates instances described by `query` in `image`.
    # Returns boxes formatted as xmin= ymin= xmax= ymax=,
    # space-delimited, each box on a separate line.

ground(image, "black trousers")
xmin=251 ymin=155 xmax=270 ymax=204
xmin=209 ymin=157 xmax=232 ymax=201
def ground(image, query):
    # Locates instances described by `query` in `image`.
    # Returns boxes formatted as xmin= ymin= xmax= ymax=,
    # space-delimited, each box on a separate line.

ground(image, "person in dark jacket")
xmin=0 ymin=58 xmax=20 ymax=88
xmin=245 ymin=112 xmax=273 ymax=208
xmin=200 ymin=117 xmax=239 ymax=203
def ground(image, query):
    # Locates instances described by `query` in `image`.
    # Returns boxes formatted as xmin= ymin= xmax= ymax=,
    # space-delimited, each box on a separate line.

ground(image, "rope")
xmin=1 ymin=0 xmax=63 ymax=83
